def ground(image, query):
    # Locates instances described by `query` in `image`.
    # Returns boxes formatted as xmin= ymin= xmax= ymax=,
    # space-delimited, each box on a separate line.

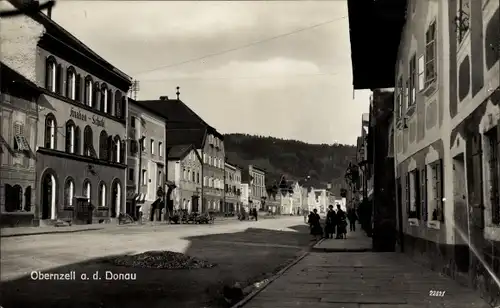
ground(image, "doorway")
xmin=453 ymin=153 xmax=470 ymax=272
xmin=111 ymin=180 xmax=121 ymax=218
xmin=41 ymin=173 xmax=56 ymax=220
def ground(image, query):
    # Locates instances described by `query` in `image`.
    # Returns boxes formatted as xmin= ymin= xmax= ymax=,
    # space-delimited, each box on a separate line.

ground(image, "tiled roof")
xmin=168 ymin=144 xmax=193 ymax=160
xmin=167 ymin=128 xmax=206 ymax=148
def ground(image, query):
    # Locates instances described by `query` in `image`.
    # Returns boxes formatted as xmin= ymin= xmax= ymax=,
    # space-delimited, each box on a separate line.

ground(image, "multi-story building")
xmin=127 ymin=100 xmax=167 ymax=221
xmin=0 ymin=63 xmax=41 ymax=227
xmin=246 ymin=165 xmax=266 ymax=209
xmin=291 ymin=181 xmax=303 ymax=215
xmin=135 ymin=95 xmax=225 ymax=214
xmin=167 ymin=144 xmax=202 ymax=214
xmin=1 ymin=2 xmax=132 ymax=226
xmin=348 ymin=0 xmax=499 ymax=300
xmin=224 ymin=161 xmax=241 ymax=214
xmin=266 ymin=185 xmax=280 ymax=214
xmin=240 ymin=183 xmax=250 ymax=210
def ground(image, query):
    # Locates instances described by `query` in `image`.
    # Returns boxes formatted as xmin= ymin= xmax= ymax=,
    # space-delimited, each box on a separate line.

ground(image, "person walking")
xmin=348 ymin=208 xmax=358 ymax=232
xmin=335 ymin=204 xmax=347 ymax=239
xmin=308 ymin=209 xmax=322 ymax=240
xmin=325 ymin=205 xmax=337 ymax=239
xmin=303 ymin=209 xmax=309 ymax=224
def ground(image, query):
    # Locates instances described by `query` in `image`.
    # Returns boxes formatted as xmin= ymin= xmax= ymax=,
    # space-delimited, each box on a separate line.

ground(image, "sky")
xmin=51 ymin=1 xmax=371 ymax=145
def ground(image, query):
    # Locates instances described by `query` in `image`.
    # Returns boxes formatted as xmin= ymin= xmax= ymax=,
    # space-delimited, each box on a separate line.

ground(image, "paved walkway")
xmin=313 ymin=228 xmax=372 ymax=252
xmin=241 ymin=231 xmax=490 ymax=308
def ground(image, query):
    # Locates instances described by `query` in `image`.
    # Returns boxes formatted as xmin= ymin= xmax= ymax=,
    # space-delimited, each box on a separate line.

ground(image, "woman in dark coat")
xmin=325 ymin=205 xmax=336 ymax=239
xmin=308 ymin=209 xmax=323 ymax=239
xmin=335 ymin=204 xmax=347 ymax=239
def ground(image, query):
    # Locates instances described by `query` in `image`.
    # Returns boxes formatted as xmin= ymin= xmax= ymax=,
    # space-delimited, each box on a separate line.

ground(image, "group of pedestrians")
xmin=307 ymin=205 xmax=358 ymax=240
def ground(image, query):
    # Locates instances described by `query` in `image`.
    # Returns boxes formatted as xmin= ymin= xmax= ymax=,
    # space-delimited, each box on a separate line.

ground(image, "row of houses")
xmin=347 ymin=0 xmax=499 ymax=303
xmin=0 ymin=1 xmax=343 ymax=227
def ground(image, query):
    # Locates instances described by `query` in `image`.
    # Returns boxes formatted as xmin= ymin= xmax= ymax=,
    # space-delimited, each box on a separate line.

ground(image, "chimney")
xmin=159 ymin=96 xmax=168 ymax=101
xmin=176 ymin=86 xmax=180 ymax=100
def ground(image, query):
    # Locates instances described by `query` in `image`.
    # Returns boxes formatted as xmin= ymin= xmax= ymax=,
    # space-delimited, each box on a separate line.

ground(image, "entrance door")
xmin=453 ymin=153 xmax=470 ymax=272
xmin=192 ymin=196 xmax=199 ymax=212
xmin=41 ymin=174 xmax=54 ymax=220
xmin=111 ymin=181 xmax=121 ymax=218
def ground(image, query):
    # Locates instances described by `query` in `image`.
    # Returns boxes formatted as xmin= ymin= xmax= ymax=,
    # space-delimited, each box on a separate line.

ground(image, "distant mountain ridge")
xmin=223 ymin=133 xmax=357 ymax=190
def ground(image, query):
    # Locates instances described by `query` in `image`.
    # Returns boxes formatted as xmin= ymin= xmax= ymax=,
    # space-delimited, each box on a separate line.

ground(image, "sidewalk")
xmin=236 ymin=229 xmax=490 ymax=308
xmin=313 ymin=228 xmax=372 ymax=252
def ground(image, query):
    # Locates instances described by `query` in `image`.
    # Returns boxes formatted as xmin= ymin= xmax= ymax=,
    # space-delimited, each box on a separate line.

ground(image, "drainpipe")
xmin=223 ymin=166 xmax=226 ymax=215
xmin=137 ymin=136 xmax=144 ymax=219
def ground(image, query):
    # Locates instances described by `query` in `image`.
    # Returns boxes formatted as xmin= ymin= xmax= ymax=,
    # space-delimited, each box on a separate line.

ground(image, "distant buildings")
xmin=242 ymin=165 xmax=266 ymax=209
xmin=224 ymin=161 xmax=241 ymax=214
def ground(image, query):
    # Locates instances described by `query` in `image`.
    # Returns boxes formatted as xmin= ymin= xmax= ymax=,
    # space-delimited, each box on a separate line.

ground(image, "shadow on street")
xmin=0 ymin=224 xmax=313 ymax=308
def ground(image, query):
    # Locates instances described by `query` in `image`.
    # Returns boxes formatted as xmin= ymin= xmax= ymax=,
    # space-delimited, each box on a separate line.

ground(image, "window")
xmin=150 ymin=139 xmax=155 ymax=155
xmin=131 ymin=116 xmax=136 ymax=128
xmin=130 ymin=140 xmax=138 ymax=156
xmin=24 ymin=186 xmax=32 ymax=212
xmin=99 ymin=130 xmax=109 ymax=160
xmin=142 ymin=170 xmax=147 ymax=185
xmin=93 ymin=82 xmax=100 ymax=109
xmin=45 ymin=57 xmax=59 ymax=92
xmin=100 ymin=84 xmax=108 ymax=113
xmin=404 ymin=80 xmax=409 ymax=110
xmin=13 ymin=122 xmax=29 ymax=152
xmin=44 ymin=114 xmax=57 ymax=149
xmin=99 ymin=182 xmax=107 ymax=207
xmin=114 ymin=90 xmax=123 ymax=118
xmin=84 ymin=76 xmax=93 ymax=107
xmin=197 ymin=172 xmax=200 ymax=184
xmin=203 ymin=154 xmax=207 ymax=164
xmin=209 ymin=177 xmax=213 ymax=187
xmin=106 ymin=89 xmax=113 ymax=114
xmin=83 ymin=126 xmax=96 ymax=157
xmin=204 ymin=176 xmax=207 ymax=186
xmin=66 ymin=67 xmax=76 ymax=100
xmin=409 ymin=54 xmax=416 ymax=106
xmin=128 ymin=168 xmax=135 ymax=181
xmin=113 ymin=136 xmax=122 ymax=163
xmin=430 ymin=160 xmax=444 ymax=221
xmin=486 ymin=129 xmax=500 ymax=224
xmin=65 ymin=121 xmax=76 ymax=154
xmin=141 ymin=136 xmax=146 ymax=152
xmin=417 ymin=55 xmax=425 ymax=91
xmin=159 ymin=142 xmax=163 ymax=156
xmin=4 ymin=184 xmax=22 ymax=212
xmin=409 ymin=170 xmax=421 ymax=219
xmin=192 ymin=171 xmax=195 ymax=182
xmin=83 ymin=180 xmax=91 ymax=201
xmin=64 ymin=178 xmax=75 ymax=206
xmin=75 ymin=74 xmax=82 ymax=102
xmin=425 ymin=21 xmax=437 ymax=87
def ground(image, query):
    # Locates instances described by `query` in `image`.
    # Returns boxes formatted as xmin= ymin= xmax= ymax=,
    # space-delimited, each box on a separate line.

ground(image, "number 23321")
xmin=429 ymin=290 xmax=446 ymax=297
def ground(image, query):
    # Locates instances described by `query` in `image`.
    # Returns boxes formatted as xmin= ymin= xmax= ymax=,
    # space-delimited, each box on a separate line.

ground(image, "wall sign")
xmin=70 ymin=107 xmax=105 ymax=127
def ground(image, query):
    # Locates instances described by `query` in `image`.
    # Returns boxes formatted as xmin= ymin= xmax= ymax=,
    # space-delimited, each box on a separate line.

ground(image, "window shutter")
xmin=422 ymin=168 xmax=428 ymax=221
xmin=418 ymin=55 xmax=425 ymax=91
xmin=45 ymin=58 xmax=51 ymax=89
xmin=55 ymin=64 xmax=62 ymax=94
xmin=415 ymin=169 xmax=421 ymax=219
xmin=120 ymin=140 xmax=125 ymax=163
xmin=65 ymin=124 xmax=71 ymax=153
xmin=75 ymin=74 xmax=81 ymax=102
xmin=74 ymin=126 xmax=81 ymax=154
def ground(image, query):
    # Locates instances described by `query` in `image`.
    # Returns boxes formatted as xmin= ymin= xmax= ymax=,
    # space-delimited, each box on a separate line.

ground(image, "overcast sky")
xmin=52 ymin=1 xmax=370 ymax=145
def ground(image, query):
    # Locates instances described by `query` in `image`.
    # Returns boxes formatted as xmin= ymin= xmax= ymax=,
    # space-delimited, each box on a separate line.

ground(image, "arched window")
xmin=100 ymin=83 xmax=108 ymax=113
xmin=99 ymin=130 xmax=109 ymax=160
xmin=44 ymin=114 xmax=57 ymax=149
xmin=24 ymin=186 xmax=32 ymax=211
xmin=99 ymin=182 xmax=107 ymax=207
xmin=93 ymin=82 xmax=100 ymax=110
xmin=121 ymin=96 xmax=126 ymax=119
xmin=114 ymin=90 xmax=122 ymax=118
xmin=64 ymin=178 xmax=75 ymax=206
xmin=45 ymin=56 xmax=60 ymax=92
xmin=84 ymin=76 xmax=93 ymax=107
xmin=107 ymin=89 xmax=113 ymax=115
xmin=66 ymin=67 xmax=76 ymax=99
xmin=65 ymin=120 xmax=76 ymax=154
xmin=83 ymin=125 xmax=94 ymax=157
xmin=74 ymin=126 xmax=81 ymax=154
xmin=83 ymin=179 xmax=91 ymax=201
xmin=113 ymin=136 xmax=122 ymax=163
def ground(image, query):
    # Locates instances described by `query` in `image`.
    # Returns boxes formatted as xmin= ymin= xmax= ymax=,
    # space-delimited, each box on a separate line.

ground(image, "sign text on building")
xmin=70 ymin=107 xmax=105 ymax=128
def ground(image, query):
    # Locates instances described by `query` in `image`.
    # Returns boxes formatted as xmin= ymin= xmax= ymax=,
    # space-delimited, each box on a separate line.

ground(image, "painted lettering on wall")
xmin=70 ymin=108 xmax=105 ymax=127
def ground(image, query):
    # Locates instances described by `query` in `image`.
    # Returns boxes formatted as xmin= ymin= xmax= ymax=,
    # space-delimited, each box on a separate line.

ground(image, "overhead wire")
xmin=132 ymin=16 xmax=347 ymax=77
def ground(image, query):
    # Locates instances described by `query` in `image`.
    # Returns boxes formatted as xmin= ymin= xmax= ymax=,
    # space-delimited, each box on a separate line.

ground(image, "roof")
xmin=9 ymin=1 xmax=132 ymax=84
xmin=167 ymin=128 xmax=206 ymax=148
xmin=347 ymin=0 xmax=407 ymax=90
xmin=251 ymin=165 xmax=266 ymax=174
xmin=135 ymin=98 xmax=224 ymax=141
xmin=168 ymin=144 xmax=194 ymax=160
xmin=1 ymin=62 xmax=41 ymax=93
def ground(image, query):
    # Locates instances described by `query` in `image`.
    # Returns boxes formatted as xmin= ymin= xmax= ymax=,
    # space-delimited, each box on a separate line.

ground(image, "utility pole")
xmin=130 ymin=80 xmax=140 ymax=100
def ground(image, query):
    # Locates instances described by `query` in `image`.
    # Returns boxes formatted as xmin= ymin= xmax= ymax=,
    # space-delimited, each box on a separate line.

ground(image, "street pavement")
xmin=0 ymin=216 xmax=307 ymax=281
xmin=241 ymin=230 xmax=490 ymax=308
xmin=313 ymin=228 xmax=372 ymax=252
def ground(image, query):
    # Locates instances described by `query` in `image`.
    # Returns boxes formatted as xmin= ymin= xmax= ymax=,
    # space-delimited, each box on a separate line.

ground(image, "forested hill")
xmin=223 ymin=133 xmax=357 ymax=189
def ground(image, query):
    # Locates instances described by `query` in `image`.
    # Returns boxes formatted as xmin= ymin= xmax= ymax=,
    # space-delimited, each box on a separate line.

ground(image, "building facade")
xmin=0 ymin=64 xmax=41 ymax=227
xmin=202 ymin=133 xmax=225 ymax=213
xmin=291 ymin=182 xmax=303 ymax=215
xmin=167 ymin=145 xmax=202 ymax=214
xmin=248 ymin=165 xmax=266 ymax=209
xmin=1 ymin=4 xmax=132 ymax=226
xmin=240 ymin=183 xmax=250 ymax=209
xmin=224 ymin=161 xmax=241 ymax=214
xmin=127 ymin=100 xmax=167 ymax=221
xmin=388 ymin=0 xmax=500 ymax=301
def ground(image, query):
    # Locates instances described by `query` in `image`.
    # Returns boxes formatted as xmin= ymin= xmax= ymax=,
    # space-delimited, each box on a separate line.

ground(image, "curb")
xmin=230 ymin=251 xmax=309 ymax=308
xmin=311 ymin=247 xmax=373 ymax=252
xmin=1 ymin=227 xmax=105 ymax=238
